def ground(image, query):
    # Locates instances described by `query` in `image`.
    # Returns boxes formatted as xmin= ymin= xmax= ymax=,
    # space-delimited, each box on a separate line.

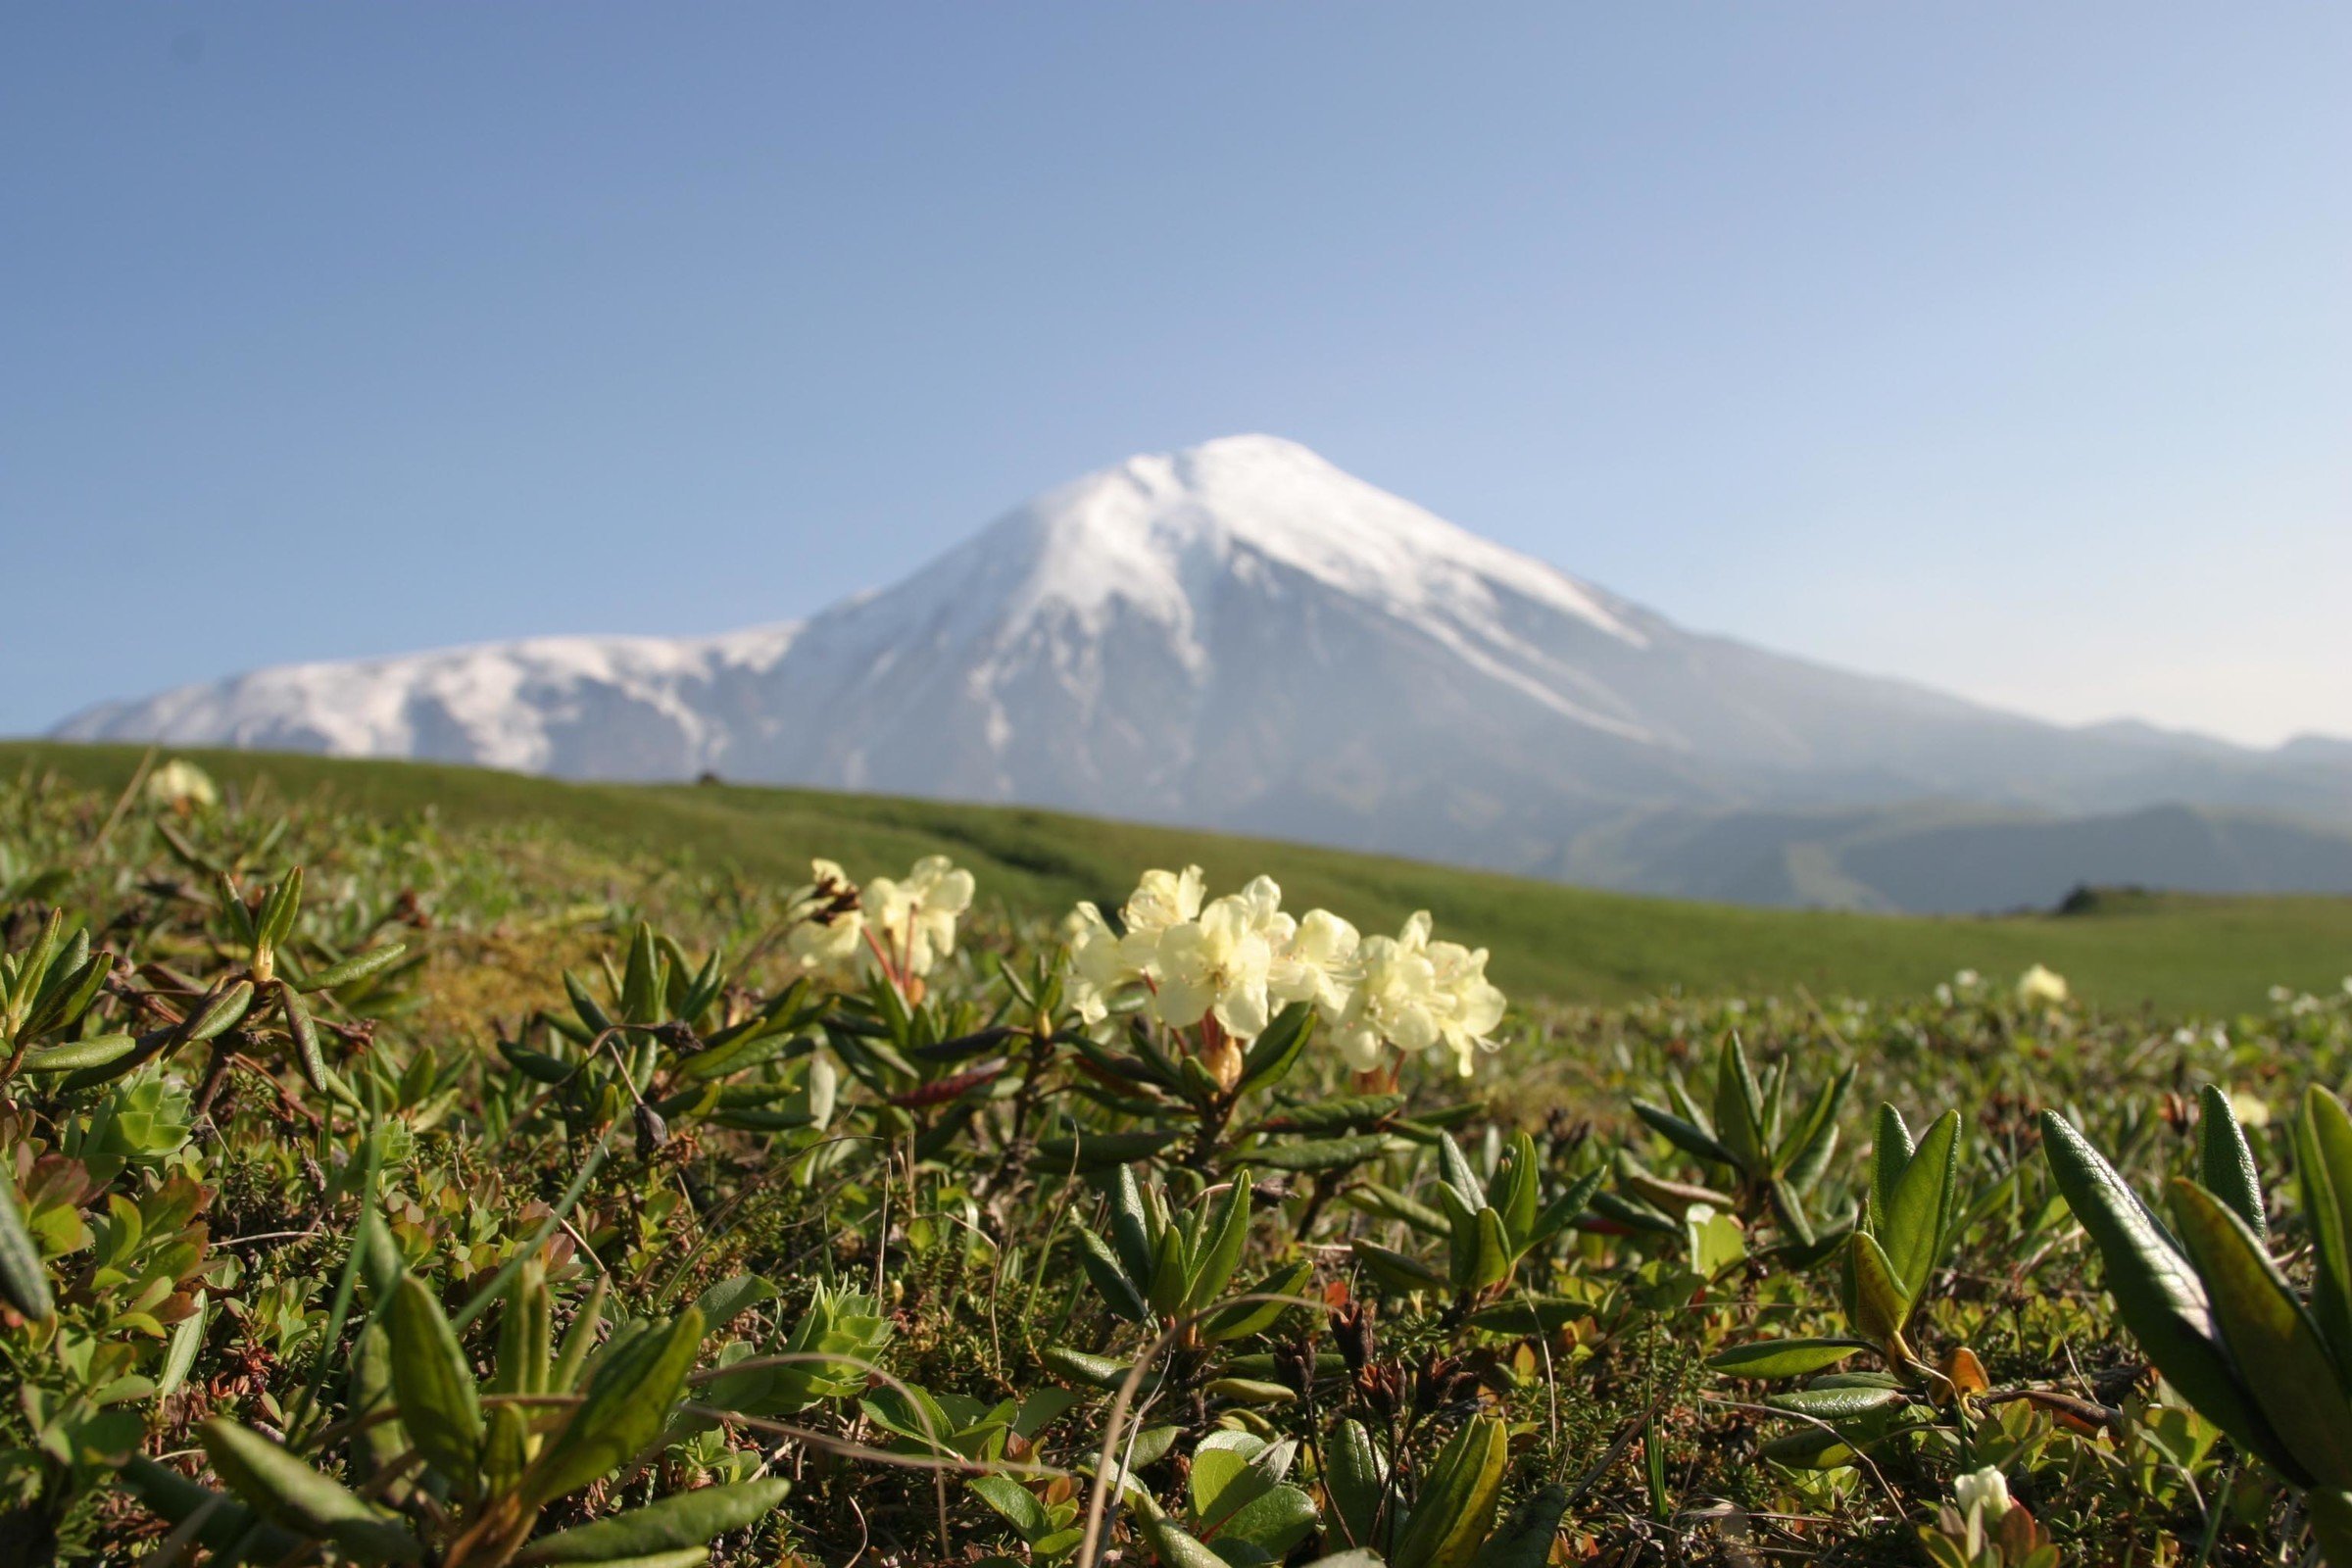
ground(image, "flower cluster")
xmin=786 ymin=855 xmax=976 ymax=992
xmin=1063 ymin=866 xmax=1507 ymax=1079
xmin=2015 ymin=962 xmax=2069 ymax=1009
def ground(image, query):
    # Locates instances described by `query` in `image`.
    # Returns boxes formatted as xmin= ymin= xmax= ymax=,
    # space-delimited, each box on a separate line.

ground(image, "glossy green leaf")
xmin=2038 ymin=1110 xmax=2296 ymax=1481
xmin=1633 ymin=1102 xmax=1737 ymax=1168
xmin=1469 ymin=1482 xmax=1570 ymax=1568
xmin=526 ymin=1306 xmax=704 ymax=1506
xmin=516 ymin=1478 xmax=792 ymax=1562
xmin=298 ymin=943 xmax=411 ymax=995
xmin=1879 ymin=1109 xmax=1960 ymax=1309
xmin=387 ymin=1275 xmax=482 ymax=1488
xmin=1707 ymin=1339 xmax=1871 ymax=1380
xmin=1076 ymin=1221 xmax=1150 ymax=1322
xmin=1326 ymin=1418 xmax=1387 ymax=1550
xmin=2197 ymin=1086 xmax=2267 ymax=1243
xmin=0 ymin=1173 xmax=55 ymax=1320
xmin=1186 ymin=1172 xmax=1253 ymax=1310
xmin=1391 ymin=1414 xmax=1506 ymax=1568
xmin=2170 ymin=1180 xmax=2351 ymax=1489
xmin=2297 ymin=1087 xmax=2352 ymax=1370
xmin=200 ymin=1418 xmax=423 ymax=1564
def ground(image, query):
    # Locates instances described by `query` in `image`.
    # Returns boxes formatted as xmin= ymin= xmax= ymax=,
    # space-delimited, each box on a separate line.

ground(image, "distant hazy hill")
xmin=54 ymin=435 xmax=2352 ymax=910
xmin=12 ymin=742 xmax=2352 ymax=1014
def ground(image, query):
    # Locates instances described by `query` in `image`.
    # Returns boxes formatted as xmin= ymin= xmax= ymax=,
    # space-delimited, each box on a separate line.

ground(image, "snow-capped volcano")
xmin=53 ymin=435 xmax=2352 ymax=907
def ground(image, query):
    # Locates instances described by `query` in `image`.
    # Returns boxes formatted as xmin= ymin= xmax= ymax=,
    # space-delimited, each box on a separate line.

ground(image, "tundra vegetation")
xmin=2 ymin=757 xmax=2350 ymax=1566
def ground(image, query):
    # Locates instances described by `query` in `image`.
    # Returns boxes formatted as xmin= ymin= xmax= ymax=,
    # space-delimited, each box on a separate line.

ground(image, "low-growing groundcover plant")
xmin=2 ymin=759 xmax=2352 ymax=1565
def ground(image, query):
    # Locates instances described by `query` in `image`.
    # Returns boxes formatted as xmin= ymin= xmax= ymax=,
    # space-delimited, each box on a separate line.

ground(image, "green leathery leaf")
xmin=278 ymin=982 xmax=327 ymax=1093
xmin=157 ymin=1289 xmax=208 ymax=1400
xmin=0 ymin=1171 xmax=56 ymax=1320
xmin=120 ymin=1453 xmax=304 ymax=1560
xmin=1470 ymin=1482 xmax=1570 ymax=1568
xmin=296 ymin=942 xmax=410 ymax=994
xmin=257 ymin=867 xmax=304 ymax=955
xmin=551 ymin=1275 xmax=610 ymax=1394
xmin=1846 ymin=1231 xmax=1911 ymax=1348
xmin=1438 ymin=1132 xmax=1488 ymax=1211
xmin=200 ymin=1418 xmax=423 ymax=1563
xmin=2038 ymin=1110 xmax=2297 ymax=1481
xmin=1765 ymin=1385 xmax=1907 ymax=1421
xmin=17 ymin=1032 xmax=139 ymax=1074
xmin=2197 ymin=1086 xmax=2268 ymax=1243
xmin=1146 ymin=1217 xmax=1192 ymax=1315
xmin=1706 ymin=1339 xmax=1873 ymax=1380
xmin=1184 ymin=1171 xmax=1252 ymax=1309
xmin=186 ymin=979 xmax=255 ymax=1044
xmin=1247 ymin=1132 xmax=1393 ymax=1172
xmin=389 ymin=1275 xmax=483 ymax=1489
xmin=483 ymin=1400 xmax=532 ymax=1497
xmin=1391 ymin=1413 xmax=1507 ymax=1568
xmin=1633 ymin=1102 xmax=1738 ymax=1168
xmin=1871 ymin=1104 xmax=1914 ymax=1229
xmin=1235 ymin=1002 xmax=1315 ymax=1095
xmin=1466 ymin=1207 xmax=1514 ymax=1292
xmin=1326 ymin=1418 xmax=1388 ymax=1550
xmin=349 ymin=1319 xmax=407 ymax=1483
xmin=1199 ymin=1259 xmax=1314 ymax=1342
xmin=2169 ymin=1179 xmax=2351 ymax=1489
xmin=1713 ymin=1037 xmax=1769 ymax=1168
xmin=1107 ymin=1164 xmax=1157 ymax=1290
xmin=1778 ymin=1067 xmax=1855 ymax=1187
xmin=1351 ymin=1237 xmax=1446 ymax=1291
xmin=1075 ymin=1221 xmax=1150 ymax=1322
xmin=1040 ymin=1345 xmax=1133 ymax=1389
xmin=1880 ymin=1109 xmax=1960 ymax=1309
xmin=2299 ymin=1087 xmax=2352 ymax=1369
xmin=518 ymin=1479 xmax=792 ymax=1563
xmin=525 ymin=1306 xmax=704 ymax=1507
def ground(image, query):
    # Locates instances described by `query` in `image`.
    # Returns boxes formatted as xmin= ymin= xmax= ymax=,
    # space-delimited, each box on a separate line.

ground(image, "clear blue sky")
xmin=5 ymin=4 xmax=2346 ymax=745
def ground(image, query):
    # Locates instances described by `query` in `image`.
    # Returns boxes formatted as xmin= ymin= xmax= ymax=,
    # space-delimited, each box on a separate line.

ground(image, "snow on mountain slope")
xmin=52 ymin=434 xmax=2352 ymax=898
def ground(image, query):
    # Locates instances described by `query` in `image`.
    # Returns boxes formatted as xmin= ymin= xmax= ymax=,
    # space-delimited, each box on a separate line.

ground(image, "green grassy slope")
xmin=10 ymin=740 xmax=2349 ymax=1012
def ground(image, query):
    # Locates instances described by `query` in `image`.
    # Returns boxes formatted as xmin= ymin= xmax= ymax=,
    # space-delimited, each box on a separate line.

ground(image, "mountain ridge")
xmin=52 ymin=434 xmax=2352 ymax=909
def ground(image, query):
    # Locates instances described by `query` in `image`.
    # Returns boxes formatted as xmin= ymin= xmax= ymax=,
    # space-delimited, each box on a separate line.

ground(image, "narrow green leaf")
xmin=1185 ymin=1172 xmax=1253 ymax=1310
xmin=524 ymin=1306 xmax=704 ymax=1507
xmin=516 ymin=1478 xmax=791 ymax=1562
xmin=1880 ymin=1109 xmax=1960 ymax=1309
xmin=2300 ymin=1087 xmax=2352 ymax=1369
xmin=1706 ymin=1339 xmax=1872 ymax=1380
xmin=2197 ymin=1086 xmax=2268 ymax=1243
xmin=1633 ymin=1102 xmax=1737 ymax=1168
xmin=297 ymin=943 xmax=410 ymax=995
xmin=0 ymin=1173 xmax=56 ymax=1320
xmin=1391 ymin=1414 xmax=1507 ymax=1568
xmin=2170 ymin=1180 xmax=2350 ymax=1489
xmin=388 ymin=1275 xmax=483 ymax=1489
xmin=200 ymin=1418 xmax=423 ymax=1564
xmin=1075 ymin=1222 xmax=1150 ymax=1322
xmin=1325 ymin=1418 xmax=1388 ymax=1550
xmin=2038 ymin=1111 xmax=2296 ymax=1481
xmin=1470 ymin=1483 xmax=1570 ymax=1568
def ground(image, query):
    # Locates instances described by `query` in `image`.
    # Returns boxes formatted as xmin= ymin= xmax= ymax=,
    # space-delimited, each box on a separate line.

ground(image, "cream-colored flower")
xmin=1952 ymin=1465 xmax=2010 ymax=1523
xmin=145 ymin=759 xmax=220 ymax=811
xmin=1272 ymin=907 xmax=1360 ymax=1016
xmin=1122 ymin=866 xmax=1204 ymax=938
xmin=2016 ymin=963 xmax=2069 ymax=1009
xmin=2228 ymin=1090 xmax=2273 ymax=1129
xmin=1064 ymin=901 xmax=1153 ymax=1023
xmin=864 ymin=855 xmax=975 ymax=978
xmin=785 ymin=858 xmax=868 ymax=976
xmin=1334 ymin=911 xmax=1506 ymax=1077
xmin=1154 ymin=894 xmax=1275 ymax=1040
